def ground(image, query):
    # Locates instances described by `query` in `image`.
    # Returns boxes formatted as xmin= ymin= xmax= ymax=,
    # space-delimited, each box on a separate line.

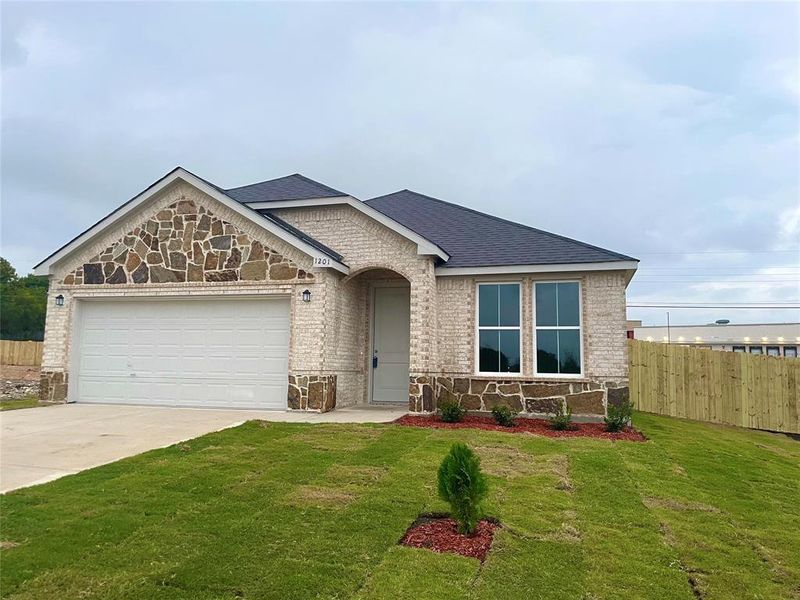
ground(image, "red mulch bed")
xmin=400 ymin=516 xmax=498 ymax=561
xmin=394 ymin=414 xmax=646 ymax=441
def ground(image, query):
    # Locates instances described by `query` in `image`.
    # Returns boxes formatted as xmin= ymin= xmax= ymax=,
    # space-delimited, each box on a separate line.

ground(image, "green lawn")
xmin=1 ymin=413 xmax=798 ymax=600
xmin=0 ymin=396 xmax=38 ymax=411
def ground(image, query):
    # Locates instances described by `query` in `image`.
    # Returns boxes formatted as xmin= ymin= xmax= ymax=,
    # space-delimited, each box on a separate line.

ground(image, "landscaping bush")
xmin=605 ymin=401 xmax=633 ymax=432
xmin=438 ymin=400 xmax=467 ymax=423
xmin=549 ymin=405 xmax=574 ymax=431
xmin=437 ymin=443 xmax=488 ymax=535
xmin=491 ymin=405 xmax=518 ymax=427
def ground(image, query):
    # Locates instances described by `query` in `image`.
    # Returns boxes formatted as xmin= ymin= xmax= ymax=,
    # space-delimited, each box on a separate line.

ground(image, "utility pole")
xmin=666 ymin=311 xmax=671 ymax=344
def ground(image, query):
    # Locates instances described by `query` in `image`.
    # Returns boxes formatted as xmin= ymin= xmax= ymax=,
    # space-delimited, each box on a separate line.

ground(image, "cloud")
xmin=0 ymin=2 xmax=797 ymax=326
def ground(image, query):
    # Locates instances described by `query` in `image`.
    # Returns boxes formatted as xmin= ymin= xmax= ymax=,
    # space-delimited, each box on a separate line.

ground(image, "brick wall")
xmin=422 ymin=271 xmax=630 ymax=416
xmin=271 ymin=205 xmax=438 ymax=379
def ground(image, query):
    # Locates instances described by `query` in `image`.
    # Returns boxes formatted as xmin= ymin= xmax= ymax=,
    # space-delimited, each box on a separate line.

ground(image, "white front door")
xmin=371 ymin=286 xmax=410 ymax=404
xmin=72 ymin=297 xmax=290 ymax=410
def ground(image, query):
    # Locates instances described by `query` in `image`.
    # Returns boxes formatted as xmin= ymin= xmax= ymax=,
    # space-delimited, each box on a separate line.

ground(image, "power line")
xmin=633 ymin=249 xmax=799 ymax=255
xmin=629 ymin=301 xmax=800 ymax=305
xmin=628 ymin=304 xmax=800 ymax=309
xmin=637 ymin=267 xmax=800 ymax=272
xmin=632 ymin=280 xmax=800 ymax=283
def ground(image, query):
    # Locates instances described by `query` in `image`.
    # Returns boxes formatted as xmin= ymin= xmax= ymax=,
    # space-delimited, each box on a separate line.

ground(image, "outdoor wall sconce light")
xmin=301 ymin=289 xmax=311 ymax=303
xmin=55 ymin=294 xmax=65 ymax=307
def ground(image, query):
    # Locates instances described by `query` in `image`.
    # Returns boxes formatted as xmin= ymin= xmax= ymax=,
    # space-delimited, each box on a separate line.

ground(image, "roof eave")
xmin=434 ymin=260 xmax=639 ymax=278
xmin=33 ymin=167 xmax=350 ymax=276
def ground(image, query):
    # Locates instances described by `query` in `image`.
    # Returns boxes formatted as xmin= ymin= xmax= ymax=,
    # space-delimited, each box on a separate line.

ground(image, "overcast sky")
xmin=2 ymin=1 xmax=798 ymax=326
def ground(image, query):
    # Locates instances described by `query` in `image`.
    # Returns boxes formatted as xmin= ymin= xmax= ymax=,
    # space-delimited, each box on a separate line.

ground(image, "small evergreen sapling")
xmin=437 ymin=443 xmax=488 ymax=535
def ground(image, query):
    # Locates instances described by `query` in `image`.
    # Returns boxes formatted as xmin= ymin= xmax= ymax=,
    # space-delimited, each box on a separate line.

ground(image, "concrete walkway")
xmin=0 ymin=403 xmax=406 ymax=493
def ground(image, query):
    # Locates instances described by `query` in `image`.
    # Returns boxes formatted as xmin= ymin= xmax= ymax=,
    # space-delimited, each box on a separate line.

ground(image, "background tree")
xmin=0 ymin=257 xmax=48 ymax=341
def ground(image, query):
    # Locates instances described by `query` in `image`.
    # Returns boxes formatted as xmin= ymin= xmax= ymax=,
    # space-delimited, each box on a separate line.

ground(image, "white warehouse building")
xmin=632 ymin=322 xmax=800 ymax=358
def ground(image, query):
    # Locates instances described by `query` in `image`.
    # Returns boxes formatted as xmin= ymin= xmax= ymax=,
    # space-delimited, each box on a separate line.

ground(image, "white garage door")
xmin=73 ymin=297 xmax=290 ymax=409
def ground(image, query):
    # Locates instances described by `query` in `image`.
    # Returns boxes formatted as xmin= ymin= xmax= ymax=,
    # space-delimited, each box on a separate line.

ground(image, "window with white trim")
xmin=477 ymin=283 xmax=521 ymax=373
xmin=784 ymin=346 xmax=797 ymax=358
xmin=534 ymin=281 xmax=582 ymax=375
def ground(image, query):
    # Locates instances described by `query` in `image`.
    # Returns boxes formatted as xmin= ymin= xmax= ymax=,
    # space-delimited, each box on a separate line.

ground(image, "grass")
xmin=0 ymin=396 xmax=38 ymax=411
xmin=1 ymin=413 xmax=798 ymax=599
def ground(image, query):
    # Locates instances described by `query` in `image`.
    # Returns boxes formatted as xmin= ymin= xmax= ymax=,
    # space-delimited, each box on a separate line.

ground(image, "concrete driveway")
xmin=0 ymin=403 xmax=406 ymax=493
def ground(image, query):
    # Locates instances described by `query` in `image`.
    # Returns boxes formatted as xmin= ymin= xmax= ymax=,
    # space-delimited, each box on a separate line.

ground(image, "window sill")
xmin=472 ymin=373 xmax=590 ymax=383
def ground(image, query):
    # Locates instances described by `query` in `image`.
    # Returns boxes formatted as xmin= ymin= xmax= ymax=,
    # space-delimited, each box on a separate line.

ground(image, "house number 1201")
xmin=313 ymin=257 xmax=332 ymax=267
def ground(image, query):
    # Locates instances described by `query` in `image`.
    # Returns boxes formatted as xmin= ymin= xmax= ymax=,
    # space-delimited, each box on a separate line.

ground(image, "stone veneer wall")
xmin=39 ymin=371 xmax=68 ymax=404
xmin=61 ymin=198 xmax=312 ymax=286
xmin=288 ymin=374 xmax=337 ymax=412
xmin=408 ymin=375 xmax=630 ymax=416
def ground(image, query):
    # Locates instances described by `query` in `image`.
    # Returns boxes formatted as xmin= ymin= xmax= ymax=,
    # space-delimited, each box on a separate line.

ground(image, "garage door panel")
xmin=75 ymin=298 xmax=290 ymax=409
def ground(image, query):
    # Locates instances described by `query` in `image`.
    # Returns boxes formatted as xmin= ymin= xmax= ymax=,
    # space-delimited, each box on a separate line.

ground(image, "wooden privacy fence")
xmin=0 ymin=340 xmax=43 ymax=367
xmin=629 ymin=339 xmax=800 ymax=434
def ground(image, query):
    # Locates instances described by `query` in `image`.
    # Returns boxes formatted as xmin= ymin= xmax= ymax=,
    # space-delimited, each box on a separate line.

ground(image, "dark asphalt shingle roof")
xmin=364 ymin=190 xmax=637 ymax=268
xmin=226 ymin=174 xmax=347 ymax=203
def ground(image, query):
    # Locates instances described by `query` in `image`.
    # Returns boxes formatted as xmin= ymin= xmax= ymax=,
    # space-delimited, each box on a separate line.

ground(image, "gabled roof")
xmin=33 ymin=168 xmax=349 ymax=276
xmin=225 ymin=174 xmax=347 ymax=203
xmin=35 ymin=167 xmax=637 ymax=279
xmin=364 ymin=190 xmax=637 ymax=271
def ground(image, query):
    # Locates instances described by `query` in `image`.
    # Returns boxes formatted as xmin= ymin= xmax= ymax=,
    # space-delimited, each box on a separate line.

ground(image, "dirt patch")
xmin=659 ymin=521 xmax=678 ymax=547
xmin=672 ymin=464 xmax=688 ymax=477
xmin=752 ymin=541 xmax=792 ymax=583
xmin=474 ymin=444 xmax=538 ymax=478
xmin=291 ymin=425 xmax=383 ymax=451
xmin=285 ymin=464 xmax=388 ymax=509
xmin=288 ymin=485 xmax=356 ymax=508
xmin=0 ymin=365 xmax=40 ymax=400
xmin=550 ymin=455 xmax=573 ymax=492
xmin=535 ymin=522 xmax=581 ymax=543
xmin=395 ymin=414 xmax=646 ymax=442
xmin=400 ymin=515 xmax=499 ymax=561
xmin=0 ymin=540 xmax=20 ymax=550
xmin=326 ymin=464 xmax=387 ymax=485
xmin=473 ymin=446 xmax=573 ymax=492
xmin=643 ymin=497 xmax=721 ymax=513
xmin=0 ymin=365 xmax=40 ymax=381
xmin=686 ymin=570 xmax=707 ymax=599
xmin=755 ymin=443 xmax=794 ymax=458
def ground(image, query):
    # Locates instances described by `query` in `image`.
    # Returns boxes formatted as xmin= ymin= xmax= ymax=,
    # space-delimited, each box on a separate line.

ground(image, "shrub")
xmin=549 ymin=405 xmax=574 ymax=431
xmin=491 ymin=405 xmax=518 ymax=427
xmin=605 ymin=401 xmax=633 ymax=432
xmin=437 ymin=443 xmax=488 ymax=535
xmin=438 ymin=400 xmax=467 ymax=423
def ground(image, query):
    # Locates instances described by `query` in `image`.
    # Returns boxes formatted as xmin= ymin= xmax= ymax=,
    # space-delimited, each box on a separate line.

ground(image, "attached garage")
xmin=71 ymin=297 xmax=290 ymax=410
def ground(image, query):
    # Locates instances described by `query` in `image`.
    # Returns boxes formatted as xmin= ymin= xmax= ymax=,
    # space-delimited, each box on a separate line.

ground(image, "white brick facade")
xmin=434 ymin=272 xmax=628 ymax=380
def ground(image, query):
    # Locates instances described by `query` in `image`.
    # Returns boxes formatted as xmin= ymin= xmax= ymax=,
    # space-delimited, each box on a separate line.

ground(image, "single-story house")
xmin=34 ymin=167 xmax=638 ymax=417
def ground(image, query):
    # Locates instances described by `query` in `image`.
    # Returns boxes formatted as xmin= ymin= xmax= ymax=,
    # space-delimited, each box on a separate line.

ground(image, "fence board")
xmin=629 ymin=340 xmax=800 ymax=434
xmin=0 ymin=340 xmax=43 ymax=366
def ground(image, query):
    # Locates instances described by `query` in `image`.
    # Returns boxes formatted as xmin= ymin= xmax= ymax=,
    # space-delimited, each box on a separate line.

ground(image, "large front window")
xmin=477 ymin=283 xmax=521 ymax=373
xmin=535 ymin=281 xmax=582 ymax=375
